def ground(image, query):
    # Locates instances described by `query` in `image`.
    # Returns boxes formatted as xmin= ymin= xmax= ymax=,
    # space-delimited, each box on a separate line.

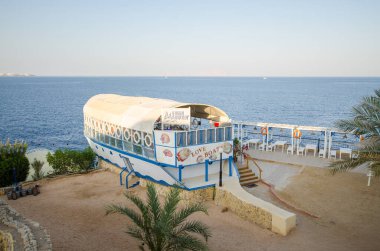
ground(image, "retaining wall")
xmin=140 ymin=179 xmax=215 ymax=203
xmin=215 ymin=179 xmax=296 ymax=236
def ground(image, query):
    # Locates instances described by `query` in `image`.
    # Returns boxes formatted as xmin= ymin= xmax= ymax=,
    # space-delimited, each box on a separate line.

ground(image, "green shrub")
xmin=0 ymin=139 xmax=30 ymax=187
xmin=233 ymin=137 xmax=241 ymax=162
xmin=46 ymin=147 xmax=96 ymax=174
xmin=31 ymin=158 xmax=45 ymax=181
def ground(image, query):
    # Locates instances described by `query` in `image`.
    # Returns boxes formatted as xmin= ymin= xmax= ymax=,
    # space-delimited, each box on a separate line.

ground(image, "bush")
xmin=46 ymin=147 xmax=96 ymax=175
xmin=233 ymin=137 xmax=241 ymax=162
xmin=31 ymin=158 xmax=45 ymax=181
xmin=0 ymin=139 xmax=30 ymax=187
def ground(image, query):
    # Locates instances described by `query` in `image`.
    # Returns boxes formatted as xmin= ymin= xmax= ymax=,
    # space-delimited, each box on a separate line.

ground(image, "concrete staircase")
xmin=238 ymin=165 xmax=259 ymax=187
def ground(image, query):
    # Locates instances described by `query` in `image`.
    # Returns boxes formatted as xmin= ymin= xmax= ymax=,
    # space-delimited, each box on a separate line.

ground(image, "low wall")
xmin=215 ymin=188 xmax=272 ymax=229
xmin=140 ymin=179 xmax=215 ymax=203
xmin=216 ymin=179 xmax=296 ymax=236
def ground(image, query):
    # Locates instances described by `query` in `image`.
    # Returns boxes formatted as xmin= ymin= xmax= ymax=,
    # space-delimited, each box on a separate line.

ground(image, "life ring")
xmin=260 ymin=127 xmax=268 ymax=136
xmin=133 ymin=131 xmax=141 ymax=144
xmin=115 ymin=127 xmax=122 ymax=138
xmin=123 ymin=129 xmax=131 ymax=141
xmin=144 ymin=134 xmax=153 ymax=147
xmin=293 ymin=129 xmax=302 ymax=139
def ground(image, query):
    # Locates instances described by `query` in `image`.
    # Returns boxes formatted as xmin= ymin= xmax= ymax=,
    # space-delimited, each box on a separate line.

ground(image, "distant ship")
xmin=0 ymin=73 xmax=35 ymax=77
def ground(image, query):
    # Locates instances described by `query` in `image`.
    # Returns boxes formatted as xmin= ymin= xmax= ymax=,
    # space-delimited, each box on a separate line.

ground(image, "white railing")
xmin=175 ymin=126 xmax=232 ymax=147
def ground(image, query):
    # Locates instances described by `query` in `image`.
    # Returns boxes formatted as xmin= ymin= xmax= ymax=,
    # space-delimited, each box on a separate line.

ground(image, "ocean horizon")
xmin=1 ymin=76 xmax=379 ymax=150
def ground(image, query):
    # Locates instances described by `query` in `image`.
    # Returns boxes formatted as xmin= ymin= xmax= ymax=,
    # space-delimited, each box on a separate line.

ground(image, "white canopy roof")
xmin=83 ymin=94 xmax=230 ymax=133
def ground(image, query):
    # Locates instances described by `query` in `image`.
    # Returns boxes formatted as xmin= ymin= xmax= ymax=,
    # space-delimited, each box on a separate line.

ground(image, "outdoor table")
xmin=247 ymin=138 xmax=261 ymax=149
xmin=305 ymin=144 xmax=317 ymax=156
xmin=274 ymin=141 xmax=287 ymax=152
xmin=339 ymin=148 xmax=352 ymax=159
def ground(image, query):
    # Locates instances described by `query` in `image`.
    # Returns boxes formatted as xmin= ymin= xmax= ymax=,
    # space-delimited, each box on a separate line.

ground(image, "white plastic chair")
xmin=287 ymin=145 xmax=294 ymax=154
xmin=318 ymin=149 xmax=325 ymax=158
xmin=267 ymin=143 xmax=275 ymax=152
xmin=259 ymin=143 xmax=266 ymax=151
xmin=297 ymin=146 xmax=305 ymax=156
xmin=330 ymin=150 xmax=337 ymax=159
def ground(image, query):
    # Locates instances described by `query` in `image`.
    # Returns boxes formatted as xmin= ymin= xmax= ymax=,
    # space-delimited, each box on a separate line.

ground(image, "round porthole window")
xmin=124 ymin=129 xmax=131 ymax=141
xmin=144 ymin=134 xmax=153 ymax=147
xmin=133 ymin=131 xmax=141 ymax=144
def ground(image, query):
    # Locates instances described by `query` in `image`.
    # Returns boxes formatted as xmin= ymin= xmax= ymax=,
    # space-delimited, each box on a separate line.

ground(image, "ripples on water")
xmin=0 ymin=77 xmax=378 ymax=150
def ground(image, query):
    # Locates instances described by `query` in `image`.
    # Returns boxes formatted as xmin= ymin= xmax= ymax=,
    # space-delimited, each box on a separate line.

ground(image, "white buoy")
xmin=367 ymin=170 xmax=374 ymax=186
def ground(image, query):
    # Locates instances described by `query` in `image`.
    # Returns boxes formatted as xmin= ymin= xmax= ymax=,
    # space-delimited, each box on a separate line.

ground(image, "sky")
xmin=0 ymin=0 xmax=379 ymax=76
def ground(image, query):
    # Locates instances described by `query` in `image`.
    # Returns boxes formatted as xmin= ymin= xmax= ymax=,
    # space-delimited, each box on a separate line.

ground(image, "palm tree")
xmin=106 ymin=183 xmax=212 ymax=251
xmin=330 ymin=89 xmax=380 ymax=176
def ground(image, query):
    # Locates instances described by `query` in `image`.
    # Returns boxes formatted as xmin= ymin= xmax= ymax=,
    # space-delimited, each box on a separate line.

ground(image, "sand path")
xmin=2 ymin=169 xmax=380 ymax=251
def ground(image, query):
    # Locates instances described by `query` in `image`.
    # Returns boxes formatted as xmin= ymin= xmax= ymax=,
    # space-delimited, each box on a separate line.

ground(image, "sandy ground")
xmin=2 ymin=169 xmax=380 ymax=251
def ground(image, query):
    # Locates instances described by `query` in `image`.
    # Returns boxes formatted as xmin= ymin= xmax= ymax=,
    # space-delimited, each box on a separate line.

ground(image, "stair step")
xmin=240 ymin=176 xmax=259 ymax=182
xmin=240 ymin=178 xmax=259 ymax=186
xmin=240 ymin=172 xmax=256 ymax=178
xmin=238 ymin=167 xmax=251 ymax=171
xmin=239 ymin=169 xmax=252 ymax=174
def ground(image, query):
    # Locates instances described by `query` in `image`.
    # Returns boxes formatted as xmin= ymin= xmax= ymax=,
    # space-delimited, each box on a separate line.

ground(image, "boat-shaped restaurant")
xmin=83 ymin=94 xmax=239 ymax=190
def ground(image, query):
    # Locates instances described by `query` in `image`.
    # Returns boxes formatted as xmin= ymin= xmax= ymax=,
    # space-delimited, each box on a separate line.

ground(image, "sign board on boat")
xmin=161 ymin=108 xmax=190 ymax=128
xmin=176 ymin=141 xmax=233 ymax=166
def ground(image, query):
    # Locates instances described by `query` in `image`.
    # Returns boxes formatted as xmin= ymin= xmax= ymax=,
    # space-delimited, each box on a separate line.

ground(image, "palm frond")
xmin=174 ymin=220 xmax=212 ymax=241
xmin=173 ymin=204 xmax=208 ymax=227
xmin=105 ymin=204 xmax=144 ymax=227
xmin=125 ymin=192 xmax=153 ymax=231
xmin=374 ymin=89 xmax=380 ymax=98
xmin=124 ymin=192 xmax=149 ymax=215
xmin=330 ymin=158 xmax=368 ymax=175
xmin=126 ymin=226 xmax=145 ymax=242
xmin=168 ymin=233 xmax=208 ymax=251
xmin=362 ymin=96 xmax=380 ymax=112
xmin=332 ymin=89 xmax=380 ymax=175
xmin=335 ymin=92 xmax=380 ymax=136
xmin=147 ymin=183 xmax=161 ymax=221
xmin=162 ymin=187 xmax=181 ymax=221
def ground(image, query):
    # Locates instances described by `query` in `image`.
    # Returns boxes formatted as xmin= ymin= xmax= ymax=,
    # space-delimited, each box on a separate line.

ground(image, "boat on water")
xmin=83 ymin=94 xmax=239 ymax=190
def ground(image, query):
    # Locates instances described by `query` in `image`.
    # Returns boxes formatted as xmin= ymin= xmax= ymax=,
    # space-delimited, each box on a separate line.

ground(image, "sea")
xmin=0 ymin=77 xmax=379 ymax=151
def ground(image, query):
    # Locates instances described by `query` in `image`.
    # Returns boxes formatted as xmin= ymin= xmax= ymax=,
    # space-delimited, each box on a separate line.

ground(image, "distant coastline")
xmin=0 ymin=73 xmax=35 ymax=77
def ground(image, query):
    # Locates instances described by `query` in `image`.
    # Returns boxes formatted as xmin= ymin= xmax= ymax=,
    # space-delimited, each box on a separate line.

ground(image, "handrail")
xmin=119 ymin=166 xmax=128 ymax=186
xmin=244 ymin=153 xmax=263 ymax=180
xmin=232 ymin=161 xmax=240 ymax=179
xmin=125 ymin=170 xmax=135 ymax=189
